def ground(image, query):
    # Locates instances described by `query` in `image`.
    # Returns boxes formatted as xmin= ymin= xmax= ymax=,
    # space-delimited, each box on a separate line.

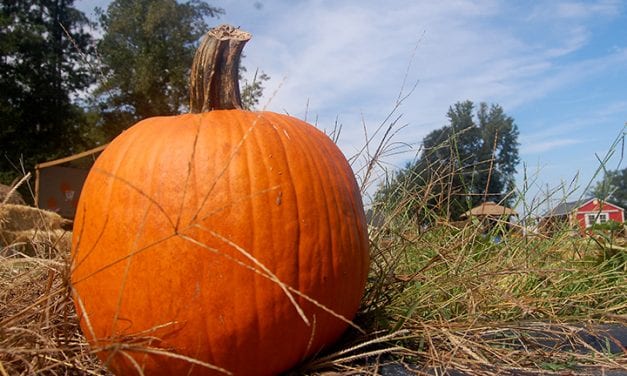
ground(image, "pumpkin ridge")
xmin=174 ymin=115 xmax=203 ymax=231
xmin=309 ymin=125 xmax=354 ymax=263
xmin=272 ymin=113 xmax=367 ymax=329
xmin=255 ymin=114 xmax=310 ymax=333
xmin=186 ymin=112 xmax=223 ymax=225
xmin=262 ymin=114 xmax=318 ymax=309
xmin=109 ymin=198 xmax=153 ymax=336
xmin=241 ymin=112 xmax=316 ymax=335
xmin=263 ymin=113 xmax=357 ymax=346
xmin=258 ymin=112 xmax=304 ymax=310
xmin=282 ymin=115 xmax=336 ymax=287
xmin=235 ymin=112 xmax=266 ymax=354
xmin=101 ymin=121 xmax=180 ymax=230
xmin=311 ymin=126 xmax=368 ymax=310
xmin=177 ymin=113 xmax=221 ymax=229
xmin=72 ymin=126 xmax=179 ymax=280
xmin=187 ymin=111 xmax=259 ymax=225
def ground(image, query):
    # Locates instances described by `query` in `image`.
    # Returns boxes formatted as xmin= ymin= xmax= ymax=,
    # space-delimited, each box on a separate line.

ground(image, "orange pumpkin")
xmin=71 ymin=25 xmax=369 ymax=376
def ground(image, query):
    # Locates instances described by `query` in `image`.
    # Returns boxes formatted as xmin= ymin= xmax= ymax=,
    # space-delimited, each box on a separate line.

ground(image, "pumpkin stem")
xmin=190 ymin=25 xmax=252 ymax=113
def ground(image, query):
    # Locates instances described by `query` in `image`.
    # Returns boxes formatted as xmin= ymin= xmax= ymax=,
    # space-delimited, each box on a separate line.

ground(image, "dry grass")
xmin=1 ymin=172 xmax=104 ymax=374
xmin=0 ymin=228 xmax=108 ymax=375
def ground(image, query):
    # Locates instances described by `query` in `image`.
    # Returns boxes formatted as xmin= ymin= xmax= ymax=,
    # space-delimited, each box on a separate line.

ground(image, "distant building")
xmin=461 ymin=201 xmax=518 ymax=233
xmin=35 ymin=145 xmax=106 ymax=219
xmin=540 ymin=198 xmax=625 ymax=233
xmin=461 ymin=201 xmax=518 ymax=219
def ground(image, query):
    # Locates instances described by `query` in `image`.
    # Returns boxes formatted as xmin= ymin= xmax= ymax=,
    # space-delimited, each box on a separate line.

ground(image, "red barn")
xmin=542 ymin=198 xmax=624 ymax=233
xmin=574 ymin=198 xmax=624 ymax=229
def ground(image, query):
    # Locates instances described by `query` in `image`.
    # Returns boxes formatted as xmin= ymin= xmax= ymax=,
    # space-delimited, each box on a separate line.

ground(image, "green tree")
xmin=240 ymin=67 xmax=270 ymax=110
xmin=589 ymin=168 xmax=627 ymax=208
xmin=0 ymin=0 xmax=95 ymax=184
xmin=377 ymin=100 xmax=520 ymax=220
xmin=94 ymin=0 xmax=223 ymax=138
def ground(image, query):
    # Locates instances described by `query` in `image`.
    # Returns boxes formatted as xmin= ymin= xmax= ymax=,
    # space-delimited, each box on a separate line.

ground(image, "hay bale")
xmin=0 ymin=184 xmax=25 ymax=205
xmin=0 ymin=205 xmax=72 ymax=257
xmin=0 ymin=204 xmax=69 ymax=232
xmin=1 ymin=229 xmax=71 ymax=257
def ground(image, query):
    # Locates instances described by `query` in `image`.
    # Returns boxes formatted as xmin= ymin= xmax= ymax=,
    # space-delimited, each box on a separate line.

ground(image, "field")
xmin=1 ymin=189 xmax=625 ymax=375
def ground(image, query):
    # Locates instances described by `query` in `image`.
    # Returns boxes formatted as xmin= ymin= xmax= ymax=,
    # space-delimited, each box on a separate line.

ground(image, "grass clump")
xmin=378 ymin=225 xmax=625 ymax=323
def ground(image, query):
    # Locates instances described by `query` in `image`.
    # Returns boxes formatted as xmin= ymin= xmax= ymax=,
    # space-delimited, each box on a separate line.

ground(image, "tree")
xmin=0 ymin=0 xmax=95 ymax=184
xmin=240 ymin=67 xmax=270 ymax=110
xmin=376 ymin=100 xmax=520 ymax=220
xmin=589 ymin=168 xmax=627 ymax=208
xmin=94 ymin=0 xmax=223 ymax=139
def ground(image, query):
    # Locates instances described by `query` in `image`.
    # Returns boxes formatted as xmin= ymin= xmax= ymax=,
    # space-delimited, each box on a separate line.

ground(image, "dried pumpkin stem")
xmin=190 ymin=25 xmax=252 ymax=113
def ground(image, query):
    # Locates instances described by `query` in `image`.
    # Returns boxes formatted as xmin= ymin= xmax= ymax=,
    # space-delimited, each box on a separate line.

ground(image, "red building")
xmin=542 ymin=198 xmax=625 ymax=233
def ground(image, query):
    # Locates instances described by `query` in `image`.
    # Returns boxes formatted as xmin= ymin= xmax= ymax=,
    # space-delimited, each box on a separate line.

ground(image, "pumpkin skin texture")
xmin=71 ymin=110 xmax=369 ymax=375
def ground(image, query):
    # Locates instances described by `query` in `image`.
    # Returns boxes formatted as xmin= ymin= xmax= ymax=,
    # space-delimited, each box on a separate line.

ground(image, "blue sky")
xmin=77 ymin=0 xmax=627 ymax=213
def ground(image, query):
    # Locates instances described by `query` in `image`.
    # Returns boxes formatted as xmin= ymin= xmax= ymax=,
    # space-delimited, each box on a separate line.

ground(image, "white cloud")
xmin=555 ymin=0 xmax=623 ymax=18
xmin=528 ymin=0 xmax=623 ymax=20
xmin=593 ymin=100 xmax=627 ymax=119
xmin=77 ymin=0 xmax=626 ymax=196
xmin=521 ymin=138 xmax=583 ymax=154
xmin=543 ymin=26 xmax=590 ymax=58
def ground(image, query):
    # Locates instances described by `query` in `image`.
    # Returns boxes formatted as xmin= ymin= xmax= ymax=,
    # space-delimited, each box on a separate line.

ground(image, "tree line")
xmin=0 ymin=0 xmax=267 ymax=185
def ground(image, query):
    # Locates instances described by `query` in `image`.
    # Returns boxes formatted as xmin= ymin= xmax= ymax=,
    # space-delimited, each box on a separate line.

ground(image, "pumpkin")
xmin=71 ymin=25 xmax=369 ymax=376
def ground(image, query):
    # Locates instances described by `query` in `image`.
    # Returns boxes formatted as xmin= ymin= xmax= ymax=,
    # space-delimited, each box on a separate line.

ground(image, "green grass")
xmin=303 ymin=207 xmax=626 ymax=374
xmin=378 ymin=226 xmax=625 ymax=324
